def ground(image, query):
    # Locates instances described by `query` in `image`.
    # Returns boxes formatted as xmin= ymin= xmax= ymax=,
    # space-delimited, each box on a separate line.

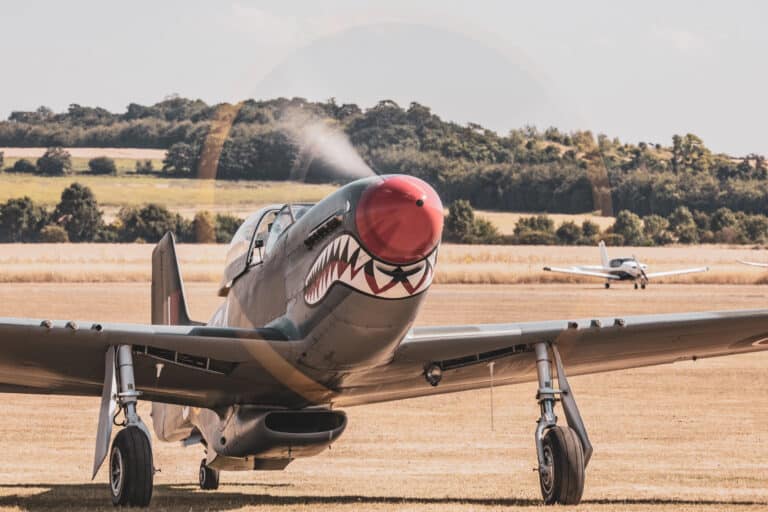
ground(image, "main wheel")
xmin=641 ymin=283 xmax=646 ymax=289
xmin=634 ymin=282 xmax=639 ymax=289
xmin=604 ymin=282 xmax=610 ymax=289
xmin=109 ymin=427 xmax=153 ymax=507
xmin=199 ymin=459 xmax=220 ymax=490
xmin=538 ymin=426 xmax=585 ymax=505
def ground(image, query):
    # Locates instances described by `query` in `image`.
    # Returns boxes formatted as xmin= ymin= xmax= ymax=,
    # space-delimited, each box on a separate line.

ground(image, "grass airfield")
xmin=0 ymin=280 xmax=766 ymax=511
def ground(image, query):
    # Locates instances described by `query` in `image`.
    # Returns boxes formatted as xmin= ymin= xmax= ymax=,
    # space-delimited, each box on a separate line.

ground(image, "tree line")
xmin=0 ymin=183 xmax=242 ymax=244
xmin=2 ymin=97 xmax=767 ymax=218
xmin=2 ymin=183 xmax=767 ymax=246
xmin=444 ymin=200 xmax=768 ymax=246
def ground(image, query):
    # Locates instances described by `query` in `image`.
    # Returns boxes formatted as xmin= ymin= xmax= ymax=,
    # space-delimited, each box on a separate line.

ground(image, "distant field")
xmin=0 ymin=243 xmax=765 ymax=285
xmin=1 ymin=147 xmax=167 ymax=175
xmin=0 ymin=174 xmax=337 ymax=210
xmin=0 ymin=147 xmax=166 ymax=159
xmin=476 ymin=210 xmax=615 ymax=234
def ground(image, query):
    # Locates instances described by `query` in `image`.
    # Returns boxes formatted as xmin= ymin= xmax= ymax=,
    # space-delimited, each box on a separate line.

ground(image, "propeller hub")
xmin=355 ymin=175 xmax=443 ymax=264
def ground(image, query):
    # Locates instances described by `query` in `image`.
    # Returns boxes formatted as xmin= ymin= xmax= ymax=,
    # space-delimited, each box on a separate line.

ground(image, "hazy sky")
xmin=2 ymin=1 xmax=766 ymax=155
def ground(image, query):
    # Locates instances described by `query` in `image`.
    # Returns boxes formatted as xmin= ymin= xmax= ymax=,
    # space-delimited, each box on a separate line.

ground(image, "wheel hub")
xmin=109 ymin=446 xmax=124 ymax=497
xmin=540 ymin=444 xmax=554 ymax=495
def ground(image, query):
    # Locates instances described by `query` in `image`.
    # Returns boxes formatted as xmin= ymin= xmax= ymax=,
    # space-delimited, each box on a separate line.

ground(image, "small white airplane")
xmin=543 ymin=241 xmax=709 ymax=289
xmin=739 ymin=259 xmax=768 ymax=268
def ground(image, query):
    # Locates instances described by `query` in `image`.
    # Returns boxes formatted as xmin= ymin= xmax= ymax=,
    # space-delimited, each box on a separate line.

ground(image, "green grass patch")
xmin=0 ymin=173 xmax=338 ymax=209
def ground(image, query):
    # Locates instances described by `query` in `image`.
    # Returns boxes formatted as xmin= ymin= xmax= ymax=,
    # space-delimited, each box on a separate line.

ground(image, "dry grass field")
xmin=0 ymin=147 xmax=167 ymax=159
xmin=476 ymin=211 xmax=615 ymax=234
xmin=1 ymin=243 xmax=766 ymax=286
xmin=0 ymin=282 xmax=766 ymax=511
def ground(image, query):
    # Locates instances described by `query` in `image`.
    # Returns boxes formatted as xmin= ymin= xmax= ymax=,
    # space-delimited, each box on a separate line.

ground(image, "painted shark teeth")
xmin=304 ymin=234 xmax=437 ymax=305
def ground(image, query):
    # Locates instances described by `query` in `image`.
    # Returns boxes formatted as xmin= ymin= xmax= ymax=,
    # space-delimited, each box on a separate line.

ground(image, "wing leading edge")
xmin=645 ymin=266 xmax=709 ymax=279
xmin=543 ymin=266 xmax=620 ymax=280
xmin=334 ymin=309 xmax=768 ymax=406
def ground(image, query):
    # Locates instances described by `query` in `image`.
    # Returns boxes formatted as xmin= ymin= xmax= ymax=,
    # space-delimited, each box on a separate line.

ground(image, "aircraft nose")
xmin=355 ymin=175 xmax=443 ymax=264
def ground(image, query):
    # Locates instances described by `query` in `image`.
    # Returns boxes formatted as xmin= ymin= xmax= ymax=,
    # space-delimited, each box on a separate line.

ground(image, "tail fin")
xmin=599 ymin=240 xmax=609 ymax=268
xmin=152 ymin=233 xmax=199 ymax=325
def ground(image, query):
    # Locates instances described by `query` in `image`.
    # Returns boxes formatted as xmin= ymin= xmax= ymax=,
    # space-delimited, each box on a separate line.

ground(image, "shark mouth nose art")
xmin=304 ymin=234 xmax=437 ymax=305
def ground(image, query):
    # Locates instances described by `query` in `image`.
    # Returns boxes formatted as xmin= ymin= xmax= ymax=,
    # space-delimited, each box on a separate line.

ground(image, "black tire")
xmin=538 ymin=426 xmax=585 ymax=505
xmin=109 ymin=427 xmax=153 ymax=507
xmin=604 ymin=282 xmax=610 ymax=289
xmin=641 ymin=283 xmax=646 ymax=289
xmin=634 ymin=282 xmax=639 ymax=289
xmin=199 ymin=459 xmax=220 ymax=490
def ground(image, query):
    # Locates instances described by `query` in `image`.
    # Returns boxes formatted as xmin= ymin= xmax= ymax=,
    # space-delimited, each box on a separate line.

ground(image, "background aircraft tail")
xmin=599 ymin=240 xmax=609 ymax=268
xmin=151 ymin=232 xmax=200 ymax=325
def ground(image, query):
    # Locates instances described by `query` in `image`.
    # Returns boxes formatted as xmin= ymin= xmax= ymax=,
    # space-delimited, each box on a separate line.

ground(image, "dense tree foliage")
xmin=2 ymin=97 xmax=768 ymax=219
xmin=117 ymin=204 xmax=190 ymax=243
xmin=12 ymin=159 xmax=36 ymax=173
xmin=36 ymin=147 xmax=72 ymax=176
xmin=53 ymin=183 xmax=103 ymax=242
xmin=88 ymin=156 xmax=117 ymax=175
xmin=0 ymin=197 xmax=47 ymax=242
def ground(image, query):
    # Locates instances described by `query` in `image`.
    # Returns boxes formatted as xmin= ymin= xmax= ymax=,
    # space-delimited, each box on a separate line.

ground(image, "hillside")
xmin=1 ymin=98 xmax=766 ymax=219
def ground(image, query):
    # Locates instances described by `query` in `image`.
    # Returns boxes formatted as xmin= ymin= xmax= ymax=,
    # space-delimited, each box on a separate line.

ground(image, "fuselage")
xmin=582 ymin=259 xmax=649 ymax=281
xmin=210 ymin=175 xmax=443 ymax=403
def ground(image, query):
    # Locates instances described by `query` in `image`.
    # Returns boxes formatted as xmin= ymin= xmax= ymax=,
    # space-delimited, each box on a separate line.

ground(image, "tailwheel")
xmin=199 ymin=459 xmax=220 ymax=490
xmin=539 ymin=426 xmax=585 ymax=505
xmin=109 ymin=427 xmax=153 ymax=507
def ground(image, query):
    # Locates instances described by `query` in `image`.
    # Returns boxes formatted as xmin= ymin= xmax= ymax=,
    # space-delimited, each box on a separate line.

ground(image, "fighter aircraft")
xmin=1 ymin=174 xmax=767 ymax=507
xmin=543 ymin=240 xmax=709 ymax=289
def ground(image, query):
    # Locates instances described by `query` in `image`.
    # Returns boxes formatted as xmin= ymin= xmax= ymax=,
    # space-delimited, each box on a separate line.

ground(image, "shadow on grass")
xmin=0 ymin=483 xmax=765 ymax=510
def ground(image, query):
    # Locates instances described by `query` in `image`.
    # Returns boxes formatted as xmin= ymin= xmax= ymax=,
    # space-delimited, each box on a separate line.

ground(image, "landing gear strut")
xmin=533 ymin=342 xmax=592 ymax=505
xmin=98 ymin=345 xmax=154 ymax=507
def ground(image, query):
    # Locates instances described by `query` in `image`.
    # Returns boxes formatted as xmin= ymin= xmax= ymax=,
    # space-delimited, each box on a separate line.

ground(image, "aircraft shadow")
xmin=0 ymin=483 xmax=764 ymax=510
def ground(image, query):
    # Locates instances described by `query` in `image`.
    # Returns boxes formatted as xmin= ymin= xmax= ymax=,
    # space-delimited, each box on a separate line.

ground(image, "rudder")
xmin=599 ymin=240 xmax=609 ymax=268
xmin=151 ymin=232 xmax=200 ymax=325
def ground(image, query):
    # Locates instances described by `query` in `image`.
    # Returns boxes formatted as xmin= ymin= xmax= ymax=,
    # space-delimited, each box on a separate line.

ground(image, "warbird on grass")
xmin=543 ymin=240 xmax=709 ymax=289
xmin=0 ymin=175 xmax=767 ymax=507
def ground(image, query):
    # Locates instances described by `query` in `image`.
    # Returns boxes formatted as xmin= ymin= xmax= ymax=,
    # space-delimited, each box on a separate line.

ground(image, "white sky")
xmin=1 ymin=1 xmax=766 ymax=155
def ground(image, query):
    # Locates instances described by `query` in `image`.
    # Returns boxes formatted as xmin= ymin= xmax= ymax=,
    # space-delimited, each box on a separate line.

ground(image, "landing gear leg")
xmin=533 ymin=342 xmax=591 ymax=505
xmin=109 ymin=345 xmax=153 ymax=507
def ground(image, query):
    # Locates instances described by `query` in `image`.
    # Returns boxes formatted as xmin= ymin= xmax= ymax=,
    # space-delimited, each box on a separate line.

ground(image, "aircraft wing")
xmin=543 ymin=266 xmax=620 ymax=280
xmin=644 ymin=266 xmax=709 ymax=279
xmin=335 ymin=309 xmax=768 ymax=406
xmin=0 ymin=318 xmax=311 ymax=409
xmin=739 ymin=260 xmax=768 ymax=268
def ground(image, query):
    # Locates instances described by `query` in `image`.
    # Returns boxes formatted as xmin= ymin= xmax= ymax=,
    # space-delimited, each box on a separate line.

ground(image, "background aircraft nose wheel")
xmin=538 ymin=426 xmax=585 ymax=505
xmin=109 ymin=427 xmax=153 ymax=507
xmin=199 ymin=459 xmax=220 ymax=490
xmin=604 ymin=282 xmax=610 ymax=289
